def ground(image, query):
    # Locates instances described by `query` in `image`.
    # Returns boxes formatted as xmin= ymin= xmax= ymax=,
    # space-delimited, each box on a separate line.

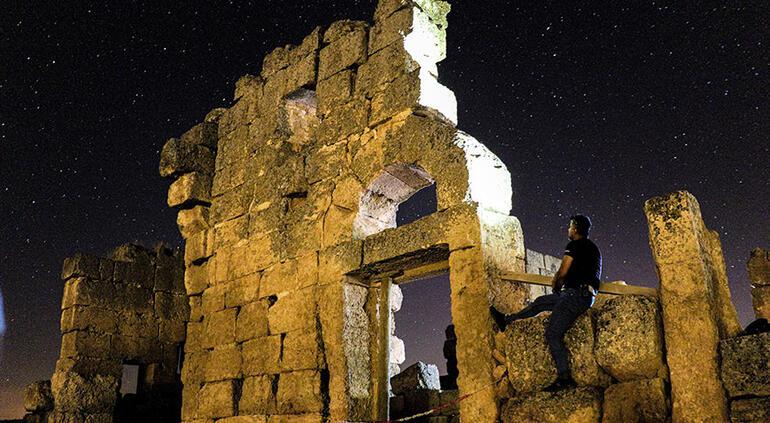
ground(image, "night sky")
xmin=1 ymin=1 xmax=768 ymax=418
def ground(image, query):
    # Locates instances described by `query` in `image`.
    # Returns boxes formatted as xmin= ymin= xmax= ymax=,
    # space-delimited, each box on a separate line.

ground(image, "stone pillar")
xmin=748 ymin=248 xmax=770 ymax=319
xmin=644 ymin=191 xmax=731 ymax=422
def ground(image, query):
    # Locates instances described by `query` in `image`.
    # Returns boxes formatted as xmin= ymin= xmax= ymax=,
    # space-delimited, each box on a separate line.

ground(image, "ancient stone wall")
xmin=159 ymin=0 xmax=532 ymax=421
xmin=42 ymin=244 xmax=187 ymax=423
xmin=494 ymin=294 xmax=670 ymax=422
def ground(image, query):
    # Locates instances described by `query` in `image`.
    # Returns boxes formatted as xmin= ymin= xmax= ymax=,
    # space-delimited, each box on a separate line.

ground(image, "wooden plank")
xmin=498 ymin=271 xmax=657 ymax=297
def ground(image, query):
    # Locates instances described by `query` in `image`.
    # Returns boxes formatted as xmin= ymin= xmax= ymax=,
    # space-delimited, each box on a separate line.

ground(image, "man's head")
xmin=568 ymin=215 xmax=591 ymax=239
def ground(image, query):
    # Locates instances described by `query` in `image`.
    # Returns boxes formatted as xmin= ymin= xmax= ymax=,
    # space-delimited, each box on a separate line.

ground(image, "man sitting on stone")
xmin=491 ymin=215 xmax=601 ymax=391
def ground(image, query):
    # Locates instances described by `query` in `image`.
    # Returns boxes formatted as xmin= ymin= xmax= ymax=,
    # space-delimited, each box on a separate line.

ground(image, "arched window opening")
xmin=353 ymin=164 xmax=435 ymax=239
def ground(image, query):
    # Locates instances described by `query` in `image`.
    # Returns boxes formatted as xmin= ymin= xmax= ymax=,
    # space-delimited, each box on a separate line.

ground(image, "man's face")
xmin=568 ymin=220 xmax=578 ymax=240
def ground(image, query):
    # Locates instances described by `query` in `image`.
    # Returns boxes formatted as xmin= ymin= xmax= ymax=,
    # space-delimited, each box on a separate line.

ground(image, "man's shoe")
xmin=543 ymin=376 xmax=577 ymax=392
xmin=489 ymin=306 xmax=508 ymax=331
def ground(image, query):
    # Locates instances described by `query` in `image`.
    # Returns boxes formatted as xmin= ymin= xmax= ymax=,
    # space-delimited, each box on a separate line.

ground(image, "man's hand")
xmin=551 ymin=255 xmax=574 ymax=292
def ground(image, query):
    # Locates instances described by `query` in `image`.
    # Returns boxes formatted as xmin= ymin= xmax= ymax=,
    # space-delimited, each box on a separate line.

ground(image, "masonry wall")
xmin=43 ymin=244 xmax=187 ymax=423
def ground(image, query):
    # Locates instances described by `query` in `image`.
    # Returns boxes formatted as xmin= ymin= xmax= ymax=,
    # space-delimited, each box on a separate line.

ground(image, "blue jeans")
xmin=505 ymin=287 xmax=595 ymax=378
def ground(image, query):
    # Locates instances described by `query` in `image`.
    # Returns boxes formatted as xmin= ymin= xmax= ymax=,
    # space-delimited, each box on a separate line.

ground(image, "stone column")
xmin=748 ymin=248 xmax=770 ymax=319
xmin=644 ymin=191 xmax=731 ymax=422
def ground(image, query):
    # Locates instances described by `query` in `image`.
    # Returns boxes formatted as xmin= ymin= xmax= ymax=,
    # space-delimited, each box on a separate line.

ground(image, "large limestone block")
xmin=370 ymin=4 xmax=446 ymax=57
xmin=317 ymin=70 xmax=354 ymax=118
xmin=751 ymin=286 xmax=770 ymax=319
xmin=374 ymin=0 xmax=451 ymax=29
xmin=51 ymin=372 xmax=118 ymax=413
xmin=267 ymin=287 xmax=316 ymax=334
xmin=236 ymin=300 xmax=270 ymax=342
xmin=198 ymin=380 xmax=238 ymax=419
xmin=168 ymin=172 xmax=212 ymax=208
xmin=501 ymin=387 xmax=602 ymax=423
xmin=204 ymin=344 xmax=242 ymax=382
xmin=203 ymin=308 xmax=236 ymax=348
xmin=703 ymin=230 xmax=742 ymax=338
xmin=181 ymin=121 xmax=218 ymax=149
xmin=61 ymin=254 xmax=101 ymax=281
xmin=276 ymin=370 xmax=324 ymax=414
xmin=159 ymin=137 xmax=215 ymax=178
xmin=59 ymin=330 xmax=110 ymax=358
xmin=239 ymin=375 xmax=276 ymax=415
xmin=747 ymin=248 xmax=770 ymax=286
xmin=602 ymin=378 xmax=669 ymax=423
xmin=720 ymin=332 xmax=770 ymax=398
xmin=319 ymin=21 xmax=368 ymax=80
xmin=242 ymin=336 xmax=281 ymax=375
xmin=390 ymin=361 xmax=440 ymax=395
xmin=730 ymin=397 xmax=770 ymax=423
xmin=24 ymin=380 xmax=53 ymax=412
xmin=356 ymin=43 xmax=421 ymax=98
xmin=594 ymin=295 xmax=667 ymax=381
xmin=281 ymin=329 xmax=323 ymax=371
xmin=502 ymin=314 xmax=610 ymax=393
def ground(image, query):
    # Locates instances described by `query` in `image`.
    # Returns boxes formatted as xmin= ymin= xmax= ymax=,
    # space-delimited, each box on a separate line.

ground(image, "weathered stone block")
xmin=751 ymin=286 xmax=770 ymax=320
xmin=24 ymin=380 xmax=53 ymax=412
xmin=60 ymin=331 xmax=110 ymax=358
xmin=239 ymin=375 xmax=275 ymax=415
xmin=61 ymin=254 xmax=100 ymax=281
xmin=748 ymin=248 xmax=770 ymax=286
xmin=730 ymin=397 xmax=770 ymax=423
xmin=594 ymin=295 xmax=667 ymax=381
xmin=168 ymin=172 xmax=212 ymax=208
xmin=501 ymin=387 xmax=602 ymax=423
xmin=267 ymin=288 xmax=316 ymax=334
xmin=210 ymin=183 xmax=252 ymax=224
xmin=159 ymin=137 xmax=215 ymax=178
xmin=197 ymin=380 xmax=238 ymax=419
xmin=370 ymin=5 xmax=447 ymax=64
xmin=154 ymin=291 xmax=189 ymax=320
xmin=720 ymin=332 xmax=770 ymax=398
xmin=184 ymin=262 xmax=210 ymax=295
xmin=236 ymin=300 xmax=269 ymax=342
xmin=181 ymin=122 xmax=218 ymax=149
xmin=305 ymin=141 xmax=347 ymax=183
xmin=220 ymin=415 xmax=269 ymax=423
xmin=184 ymin=229 xmax=214 ymax=265
xmin=242 ymin=336 xmax=281 ymax=375
xmin=204 ymin=344 xmax=242 ymax=382
xmin=602 ymin=378 xmax=669 ymax=423
xmin=225 ymin=273 xmax=260 ymax=308
xmin=318 ymin=23 xmax=368 ymax=80
xmin=502 ymin=313 xmax=610 ymax=393
xmin=60 ymin=306 xmax=118 ymax=334
xmin=391 ymin=361 xmax=440 ymax=395
xmin=317 ymin=70 xmax=354 ymax=118
xmin=213 ymin=215 xmax=249 ymax=250
xmin=51 ymin=371 xmax=118 ymax=413
xmin=281 ymin=329 xmax=323 ymax=371
xmin=276 ymin=370 xmax=324 ymax=414
xmin=260 ymin=260 xmax=299 ymax=298
xmin=203 ymin=308 xmax=236 ymax=348
xmin=356 ymin=43 xmax=420 ymax=98
xmin=374 ymin=0 xmax=451 ymax=28
xmin=267 ymin=415 xmax=324 ymax=423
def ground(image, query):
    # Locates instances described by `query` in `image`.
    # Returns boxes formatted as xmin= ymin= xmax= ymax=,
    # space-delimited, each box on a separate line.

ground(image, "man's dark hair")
xmin=570 ymin=215 xmax=591 ymax=236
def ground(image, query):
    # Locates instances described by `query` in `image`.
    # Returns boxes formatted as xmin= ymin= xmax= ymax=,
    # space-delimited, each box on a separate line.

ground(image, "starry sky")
xmin=1 ymin=1 xmax=768 ymax=418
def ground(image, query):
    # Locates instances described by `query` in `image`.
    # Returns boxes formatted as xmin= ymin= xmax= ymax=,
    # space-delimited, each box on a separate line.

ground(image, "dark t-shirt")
xmin=563 ymin=238 xmax=602 ymax=291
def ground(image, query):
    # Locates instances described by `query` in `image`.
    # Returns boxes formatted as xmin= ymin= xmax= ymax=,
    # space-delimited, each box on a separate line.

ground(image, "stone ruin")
xmin=18 ymin=1 xmax=770 ymax=422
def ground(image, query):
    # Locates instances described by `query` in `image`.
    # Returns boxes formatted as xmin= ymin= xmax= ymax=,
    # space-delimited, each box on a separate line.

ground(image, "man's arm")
xmin=551 ymin=255 xmax=573 ymax=292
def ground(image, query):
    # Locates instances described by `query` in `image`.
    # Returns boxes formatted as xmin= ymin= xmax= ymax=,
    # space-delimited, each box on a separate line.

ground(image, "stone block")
xmin=154 ymin=291 xmax=189 ymax=320
xmin=220 ymin=416 xmax=269 ymax=423
xmin=24 ymin=380 xmax=53 ymax=412
xmin=267 ymin=415 xmax=324 ymax=423
xmin=181 ymin=350 xmax=207 ymax=385
xmin=730 ymin=397 xmax=770 ymax=423
xmin=168 ymin=172 xmax=212 ymax=208
xmin=213 ymin=215 xmax=249 ymax=250
xmin=51 ymin=371 xmax=118 ymax=413
xmin=242 ymin=336 xmax=281 ymax=375
xmin=594 ymin=295 xmax=667 ymax=381
xmin=202 ymin=284 xmax=226 ymax=315
xmin=720 ymin=332 xmax=770 ymax=398
xmin=204 ymin=344 xmax=242 ymax=382
xmin=374 ymin=0 xmax=451 ymax=29
xmin=60 ymin=331 xmax=110 ymax=359
xmin=751 ymin=286 xmax=770 ymax=320
xmin=276 ymin=370 xmax=324 ymax=414
xmin=748 ymin=248 xmax=770 ymax=286
xmin=391 ymin=361 xmax=440 ymax=395
xmin=501 ymin=387 xmax=602 ymax=423
xmin=390 ymin=335 xmax=405 ymax=365
xmin=236 ymin=300 xmax=269 ymax=342
xmin=281 ymin=329 xmax=323 ymax=371
xmin=210 ymin=183 xmax=253 ymax=224
xmin=197 ymin=380 xmax=238 ymax=419
xmin=54 ymin=357 xmax=121 ymax=378
xmin=60 ymin=306 xmax=118 ymax=334
xmin=502 ymin=313 xmax=610 ymax=393
xmin=239 ymin=375 xmax=276 ymax=415
xmin=185 ymin=262 xmax=210 ymax=295
xmin=159 ymin=137 xmax=215 ymax=178
xmin=317 ymin=70 xmax=354 ymax=118
xmin=267 ymin=288 xmax=316 ymax=334
xmin=305 ymin=141 xmax=347 ymax=184
xmin=318 ymin=23 xmax=368 ymax=80
xmin=184 ymin=229 xmax=214 ymax=265
xmin=61 ymin=254 xmax=100 ymax=280
xmin=356 ymin=43 xmax=420 ymax=98
xmin=181 ymin=121 xmax=218 ymax=149
xmin=203 ymin=308 xmax=237 ymax=348
xmin=225 ymin=273 xmax=260 ymax=308
xmin=602 ymin=378 xmax=669 ymax=423
xmin=158 ymin=318 xmax=186 ymax=343
xmin=260 ymin=260 xmax=299 ymax=298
